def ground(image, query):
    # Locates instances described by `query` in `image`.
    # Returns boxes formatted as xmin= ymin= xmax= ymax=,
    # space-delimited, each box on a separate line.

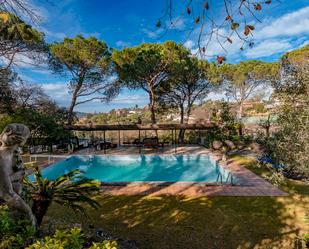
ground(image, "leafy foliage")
xmin=202 ymin=101 xmax=241 ymax=145
xmin=26 ymin=228 xmax=117 ymax=249
xmin=0 ymin=205 xmax=36 ymax=249
xmin=89 ymin=241 xmax=118 ymax=249
xmin=0 ymin=68 xmax=16 ymax=114
xmin=218 ymin=102 xmax=239 ymax=134
xmin=0 ymin=67 xmax=70 ymax=145
xmin=26 ymin=228 xmax=84 ymax=249
xmin=257 ymin=114 xmax=276 ymax=139
xmin=112 ymin=41 xmax=189 ymax=124
xmin=0 ymin=108 xmax=70 ymax=144
xmin=0 ymin=68 xmax=60 ymax=116
xmin=0 ymin=12 xmax=45 ymax=67
xmin=281 ymin=44 xmax=309 ymax=70
xmin=272 ymin=73 xmax=309 ymax=180
xmin=24 ymin=164 xmax=101 ymax=225
xmin=0 ymin=208 xmax=117 ymax=249
xmin=50 ymin=35 xmax=118 ymax=124
xmin=269 ymin=44 xmax=309 ymax=180
xmin=158 ymin=54 xmax=220 ymax=124
xmin=220 ymin=60 xmax=279 ymax=119
xmin=0 ymin=13 xmax=42 ymax=43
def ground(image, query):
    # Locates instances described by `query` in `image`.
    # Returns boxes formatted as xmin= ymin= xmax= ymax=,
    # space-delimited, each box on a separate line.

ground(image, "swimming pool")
xmin=37 ymin=155 xmax=236 ymax=184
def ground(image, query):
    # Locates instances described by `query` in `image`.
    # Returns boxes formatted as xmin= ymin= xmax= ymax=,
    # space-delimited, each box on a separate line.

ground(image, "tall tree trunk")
xmin=265 ymin=126 xmax=270 ymax=138
xmin=180 ymin=105 xmax=184 ymax=124
xmin=178 ymin=105 xmax=185 ymax=143
xmin=67 ymin=74 xmax=84 ymax=125
xmin=67 ymin=91 xmax=78 ymax=125
xmin=178 ymin=102 xmax=193 ymax=144
xmin=148 ymin=88 xmax=157 ymax=137
xmin=238 ymin=101 xmax=243 ymax=120
xmin=148 ymin=89 xmax=156 ymax=124
xmin=186 ymin=105 xmax=192 ymax=123
xmin=237 ymin=102 xmax=244 ymax=135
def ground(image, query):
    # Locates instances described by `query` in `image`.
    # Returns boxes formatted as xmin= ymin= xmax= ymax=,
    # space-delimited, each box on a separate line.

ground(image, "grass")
xmin=46 ymin=155 xmax=309 ymax=249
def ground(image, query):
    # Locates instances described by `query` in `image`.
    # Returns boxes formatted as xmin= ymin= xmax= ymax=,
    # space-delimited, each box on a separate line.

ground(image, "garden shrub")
xmin=88 ymin=241 xmax=118 ymax=249
xmin=0 ymin=205 xmax=117 ymax=249
xmin=204 ymin=102 xmax=249 ymax=147
xmin=26 ymin=228 xmax=117 ymax=249
xmin=263 ymin=164 xmax=286 ymax=186
xmin=26 ymin=228 xmax=84 ymax=249
xmin=271 ymin=59 xmax=309 ymax=180
xmin=253 ymin=103 xmax=267 ymax=113
xmin=0 ymin=205 xmax=36 ymax=249
xmin=273 ymin=101 xmax=309 ymax=180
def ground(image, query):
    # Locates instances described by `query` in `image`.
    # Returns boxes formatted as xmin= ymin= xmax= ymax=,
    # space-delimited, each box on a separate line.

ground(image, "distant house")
xmin=265 ymin=100 xmax=281 ymax=110
xmin=78 ymin=117 xmax=89 ymax=124
xmin=115 ymin=109 xmax=128 ymax=116
xmin=242 ymin=102 xmax=255 ymax=109
xmin=171 ymin=115 xmax=196 ymax=123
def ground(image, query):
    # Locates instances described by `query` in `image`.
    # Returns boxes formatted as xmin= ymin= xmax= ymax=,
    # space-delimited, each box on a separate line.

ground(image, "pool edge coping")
xmin=28 ymin=147 xmax=289 ymax=197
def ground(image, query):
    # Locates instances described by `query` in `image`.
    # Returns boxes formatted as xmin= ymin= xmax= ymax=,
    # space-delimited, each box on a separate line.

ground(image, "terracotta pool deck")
xmin=76 ymin=145 xmax=288 ymax=197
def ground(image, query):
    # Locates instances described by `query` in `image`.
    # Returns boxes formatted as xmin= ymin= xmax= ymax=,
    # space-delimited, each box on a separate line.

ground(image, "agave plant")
xmin=24 ymin=164 xmax=101 ymax=226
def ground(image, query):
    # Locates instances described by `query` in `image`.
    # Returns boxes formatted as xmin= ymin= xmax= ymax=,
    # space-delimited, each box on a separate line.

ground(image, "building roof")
xmin=65 ymin=123 xmax=216 ymax=131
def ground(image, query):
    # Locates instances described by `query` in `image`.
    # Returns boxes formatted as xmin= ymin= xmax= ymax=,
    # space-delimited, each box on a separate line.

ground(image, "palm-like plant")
xmin=24 ymin=164 xmax=101 ymax=226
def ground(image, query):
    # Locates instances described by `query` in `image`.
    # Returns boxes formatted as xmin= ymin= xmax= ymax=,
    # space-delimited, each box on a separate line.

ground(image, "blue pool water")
xmin=37 ymin=155 xmax=235 ymax=183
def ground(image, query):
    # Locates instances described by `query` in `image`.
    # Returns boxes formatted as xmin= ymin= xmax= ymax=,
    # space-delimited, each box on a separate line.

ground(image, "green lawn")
xmin=47 ymin=156 xmax=309 ymax=249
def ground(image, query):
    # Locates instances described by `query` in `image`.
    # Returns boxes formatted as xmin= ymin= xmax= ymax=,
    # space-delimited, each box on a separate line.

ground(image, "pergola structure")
xmin=65 ymin=123 xmax=216 ymax=154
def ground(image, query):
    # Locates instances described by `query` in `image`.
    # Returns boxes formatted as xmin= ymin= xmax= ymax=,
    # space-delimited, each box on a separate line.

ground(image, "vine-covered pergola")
xmin=65 ymin=123 xmax=216 ymax=154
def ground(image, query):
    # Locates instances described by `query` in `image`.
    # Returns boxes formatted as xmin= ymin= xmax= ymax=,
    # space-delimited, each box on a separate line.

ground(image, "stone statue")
xmin=0 ymin=123 xmax=36 ymax=226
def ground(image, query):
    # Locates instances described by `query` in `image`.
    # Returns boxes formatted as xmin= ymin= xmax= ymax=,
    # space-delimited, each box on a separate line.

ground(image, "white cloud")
xmin=141 ymin=28 xmax=164 ymax=38
xmin=15 ymin=72 xmax=36 ymax=82
xmin=205 ymin=36 xmax=240 ymax=58
xmin=166 ymin=17 xmax=186 ymax=30
xmin=186 ymin=6 xmax=309 ymax=61
xmin=1 ymin=52 xmax=49 ymax=71
xmin=40 ymin=82 xmax=69 ymax=106
xmin=29 ymin=67 xmax=52 ymax=75
xmin=41 ymin=83 xmax=66 ymax=92
xmin=255 ymin=6 xmax=309 ymax=39
xmin=184 ymin=40 xmax=195 ymax=49
xmin=189 ymin=28 xmax=243 ymax=60
xmin=41 ymin=27 xmax=67 ymax=40
xmin=244 ymin=39 xmax=293 ymax=59
xmin=116 ymin=40 xmax=131 ymax=48
xmin=40 ymin=83 xmax=149 ymax=112
xmin=112 ymin=92 xmax=148 ymax=105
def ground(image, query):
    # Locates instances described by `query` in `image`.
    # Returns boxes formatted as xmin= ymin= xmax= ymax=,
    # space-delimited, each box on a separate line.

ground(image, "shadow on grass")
xmin=46 ymin=192 xmax=308 ymax=249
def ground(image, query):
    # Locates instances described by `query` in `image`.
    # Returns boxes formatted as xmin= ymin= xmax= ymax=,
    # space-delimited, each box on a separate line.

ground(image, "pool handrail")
xmin=225 ymin=172 xmax=234 ymax=185
xmin=29 ymin=154 xmax=69 ymax=164
xmin=216 ymin=172 xmax=223 ymax=185
xmin=216 ymin=171 xmax=234 ymax=185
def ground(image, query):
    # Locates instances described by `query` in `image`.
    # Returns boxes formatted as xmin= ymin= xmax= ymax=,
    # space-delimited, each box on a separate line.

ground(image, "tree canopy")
xmin=158 ymin=56 xmax=220 ymax=124
xmin=282 ymin=44 xmax=309 ymax=70
xmin=50 ymin=35 xmax=118 ymax=124
xmin=0 ymin=12 xmax=44 ymax=67
xmin=270 ymin=44 xmax=309 ymax=180
xmin=112 ymin=41 xmax=191 ymax=124
xmin=220 ymin=60 xmax=279 ymax=118
xmin=0 ymin=68 xmax=16 ymax=114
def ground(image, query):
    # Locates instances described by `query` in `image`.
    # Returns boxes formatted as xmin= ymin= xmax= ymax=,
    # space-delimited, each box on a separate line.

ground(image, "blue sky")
xmin=14 ymin=0 xmax=309 ymax=113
